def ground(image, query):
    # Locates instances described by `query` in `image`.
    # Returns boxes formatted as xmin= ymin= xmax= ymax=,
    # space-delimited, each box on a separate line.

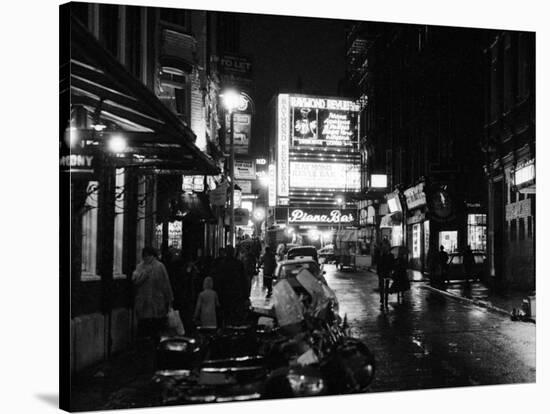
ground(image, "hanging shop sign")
xmin=219 ymin=54 xmax=252 ymax=81
xmin=386 ymin=191 xmax=403 ymax=213
xmin=505 ymin=198 xmax=532 ymax=220
xmin=235 ymin=179 xmax=252 ymax=194
xmin=226 ymin=113 xmax=252 ymax=154
xmin=412 ymin=223 xmax=421 ymax=259
xmin=407 ymin=210 xmax=426 ymax=225
xmin=278 ymin=94 xmax=290 ymax=197
xmin=209 ymin=182 xmax=228 ymax=206
xmin=404 ymin=183 xmax=427 ymax=210
xmin=370 ymin=174 xmax=388 ymax=189
xmin=234 ymin=207 xmax=250 ymax=226
xmin=289 ymin=161 xmax=360 ymax=191
xmin=59 ymin=153 xmax=96 ymax=175
xmin=182 ymin=175 xmax=204 ymax=193
xmin=428 ymin=190 xmax=455 ymax=223
xmin=513 ymin=159 xmax=535 ymax=189
xmin=234 ymin=159 xmax=256 ymax=180
xmin=288 ymin=208 xmax=357 ymax=225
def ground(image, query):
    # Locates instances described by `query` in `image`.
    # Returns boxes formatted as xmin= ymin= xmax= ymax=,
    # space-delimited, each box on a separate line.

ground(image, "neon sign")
xmin=289 ymin=209 xmax=356 ymax=224
xmin=277 ymin=94 xmax=290 ymax=196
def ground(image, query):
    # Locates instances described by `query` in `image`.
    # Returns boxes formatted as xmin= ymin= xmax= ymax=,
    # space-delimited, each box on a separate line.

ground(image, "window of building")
xmin=125 ymin=5 xmax=142 ymax=80
xmin=160 ymin=8 xmax=189 ymax=29
xmin=518 ymin=217 xmax=525 ymax=241
xmin=503 ymin=33 xmax=514 ymax=111
xmin=113 ymin=169 xmax=125 ymax=277
xmin=81 ymin=181 xmax=99 ymax=280
xmin=99 ymin=4 xmax=119 ymax=58
xmin=467 ymin=214 xmax=487 ymax=251
xmin=71 ymin=2 xmax=90 ymax=28
xmin=510 ymin=219 xmax=517 ymax=242
xmin=509 ymin=183 xmax=516 ymax=203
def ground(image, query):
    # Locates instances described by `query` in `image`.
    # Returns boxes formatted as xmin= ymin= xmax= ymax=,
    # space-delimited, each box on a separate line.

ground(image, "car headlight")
xmin=287 ymin=373 xmax=326 ymax=396
xmin=163 ymin=342 xmax=189 ymax=352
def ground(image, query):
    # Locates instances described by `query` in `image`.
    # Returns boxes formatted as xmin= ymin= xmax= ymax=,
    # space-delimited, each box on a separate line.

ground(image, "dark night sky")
xmin=236 ymin=12 xmax=352 ymax=155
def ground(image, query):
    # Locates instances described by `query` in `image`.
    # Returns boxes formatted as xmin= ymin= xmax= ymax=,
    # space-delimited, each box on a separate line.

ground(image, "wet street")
xmin=322 ymin=264 xmax=536 ymax=391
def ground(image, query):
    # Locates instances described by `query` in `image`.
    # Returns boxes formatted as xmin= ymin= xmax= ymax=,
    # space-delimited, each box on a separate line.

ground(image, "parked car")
xmin=274 ymin=258 xmax=327 ymax=286
xmin=286 ymin=245 xmax=318 ymax=263
xmin=446 ymin=251 xmax=487 ymax=281
xmin=318 ymin=244 xmax=335 ymax=263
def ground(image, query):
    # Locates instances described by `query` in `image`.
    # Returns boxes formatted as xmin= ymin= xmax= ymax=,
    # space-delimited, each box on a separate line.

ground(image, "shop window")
xmin=136 ymin=176 xmax=147 ymax=262
xmin=467 ymin=214 xmax=487 ymax=251
xmin=518 ymin=218 xmax=525 ymax=241
xmin=81 ymin=181 xmax=99 ymax=280
xmin=510 ymin=219 xmax=517 ymax=242
xmin=113 ymin=169 xmax=125 ymax=278
xmin=412 ymin=223 xmax=421 ymax=258
xmin=439 ymin=231 xmax=458 ymax=253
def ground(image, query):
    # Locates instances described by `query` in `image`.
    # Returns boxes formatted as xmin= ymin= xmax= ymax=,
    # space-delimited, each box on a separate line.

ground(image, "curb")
xmin=419 ymin=284 xmax=535 ymax=322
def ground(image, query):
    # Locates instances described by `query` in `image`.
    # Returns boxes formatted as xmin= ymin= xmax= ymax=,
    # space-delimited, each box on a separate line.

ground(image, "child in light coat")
xmin=194 ymin=276 xmax=220 ymax=328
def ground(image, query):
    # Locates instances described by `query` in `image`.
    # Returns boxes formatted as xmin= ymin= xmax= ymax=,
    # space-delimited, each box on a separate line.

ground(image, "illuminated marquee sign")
xmin=289 ymin=95 xmax=359 ymax=148
xmin=288 ymin=208 xmax=357 ymax=225
xmin=268 ymin=164 xmax=276 ymax=207
xmin=289 ymin=161 xmax=360 ymax=191
xmin=278 ymin=94 xmax=290 ymax=196
xmin=514 ymin=159 xmax=535 ymax=188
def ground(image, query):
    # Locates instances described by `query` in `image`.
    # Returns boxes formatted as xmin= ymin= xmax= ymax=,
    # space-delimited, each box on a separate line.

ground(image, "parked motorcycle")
xmin=153 ymin=269 xmax=375 ymax=404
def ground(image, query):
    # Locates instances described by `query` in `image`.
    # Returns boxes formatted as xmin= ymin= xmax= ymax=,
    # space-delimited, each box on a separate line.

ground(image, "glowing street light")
xmin=108 ymin=134 xmax=127 ymax=153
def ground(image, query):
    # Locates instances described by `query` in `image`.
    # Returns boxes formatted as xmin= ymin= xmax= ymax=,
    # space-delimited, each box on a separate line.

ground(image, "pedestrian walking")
xmin=218 ymin=245 xmax=249 ymax=326
xmin=261 ymin=246 xmax=277 ymax=298
xmin=132 ymin=246 xmax=174 ymax=345
xmin=438 ymin=245 xmax=450 ymax=283
xmin=390 ymin=246 xmax=411 ymax=303
xmin=194 ymin=276 xmax=220 ymax=329
xmin=377 ymin=240 xmax=393 ymax=309
xmin=463 ymin=245 xmax=475 ymax=280
xmin=171 ymin=251 xmax=199 ymax=334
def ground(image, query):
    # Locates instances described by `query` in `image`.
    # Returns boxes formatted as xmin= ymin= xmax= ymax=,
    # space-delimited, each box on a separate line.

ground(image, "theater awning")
xmin=61 ymin=15 xmax=219 ymax=175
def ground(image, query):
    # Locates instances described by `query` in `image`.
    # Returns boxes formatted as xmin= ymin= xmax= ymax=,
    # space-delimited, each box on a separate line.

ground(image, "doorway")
xmin=439 ymin=231 xmax=458 ymax=253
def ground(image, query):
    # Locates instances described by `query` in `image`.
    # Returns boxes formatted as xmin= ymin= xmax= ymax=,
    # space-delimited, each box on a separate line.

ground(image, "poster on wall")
xmin=289 ymin=96 xmax=359 ymax=147
xmin=225 ymin=113 xmax=252 ymax=154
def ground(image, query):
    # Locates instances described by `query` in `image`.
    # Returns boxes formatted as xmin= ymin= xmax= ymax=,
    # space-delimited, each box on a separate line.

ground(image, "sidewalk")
xmin=422 ymin=280 xmax=536 ymax=323
xmin=369 ymin=266 xmax=536 ymax=323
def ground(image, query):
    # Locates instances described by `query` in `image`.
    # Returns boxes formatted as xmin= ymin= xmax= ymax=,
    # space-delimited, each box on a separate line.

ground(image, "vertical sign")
xmin=268 ymin=164 xmax=276 ymax=207
xmin=278 ymin=94 xmax=290 ymax=197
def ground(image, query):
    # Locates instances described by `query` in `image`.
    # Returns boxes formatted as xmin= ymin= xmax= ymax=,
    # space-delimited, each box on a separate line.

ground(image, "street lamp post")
xmin=221 ymin=90 xmax=243 ymax=247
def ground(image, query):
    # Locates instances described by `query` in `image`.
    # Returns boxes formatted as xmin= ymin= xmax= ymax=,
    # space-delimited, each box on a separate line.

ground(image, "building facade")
xmin=61 ymin=3 xmax=244 ymax=375
xmin=345 ymin=23 xmax=489 ymax=273
xmin=482 ymin=31 xmax=535 ymax=291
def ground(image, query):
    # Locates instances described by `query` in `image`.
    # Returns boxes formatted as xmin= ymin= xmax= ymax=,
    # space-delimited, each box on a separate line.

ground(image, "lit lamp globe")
xmin=108 ymin=134 xmax=127 ymax=153
xmin=253 ymin=207 xmax=266 ymax=222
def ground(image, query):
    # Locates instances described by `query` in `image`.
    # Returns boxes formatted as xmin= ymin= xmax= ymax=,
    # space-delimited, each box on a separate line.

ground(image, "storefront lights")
xmin=253 ymin=207 xmax=266 ymax=221
xmin=108 ymin=134 xmax=127 ymax=153
xmin=221 ymin=89 xmax=248 ymax=113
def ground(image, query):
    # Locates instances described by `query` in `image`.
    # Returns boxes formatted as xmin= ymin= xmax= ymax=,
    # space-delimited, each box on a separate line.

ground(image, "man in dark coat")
xmin=218 ymin=245 xmax=249 ymax=326
xmin=261 ymin=246 xmax=277 ymax=298
xmin=377 ymin=240 xmax=393 ymax=309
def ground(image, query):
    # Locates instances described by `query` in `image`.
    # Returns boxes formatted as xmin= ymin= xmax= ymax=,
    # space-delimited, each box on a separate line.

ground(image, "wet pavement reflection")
xmin=323 ymin=264 xmax=536 ymax=392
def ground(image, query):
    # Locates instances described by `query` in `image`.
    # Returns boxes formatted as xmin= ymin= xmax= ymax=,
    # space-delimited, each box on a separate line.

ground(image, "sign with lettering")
xmin=234 ymin=207 xmax=250 ymax=226
xmin=235 ymin=179 xmax=252 ymax=194
xmin=234 ymin=159 xmax=256 ymax=180
xmin=268 ymin=164 xmax=276 ymax=207
xmin=386 ymin=191 xmax=403 ymax=213
xmin=288 ymin=208 xmax=357 ymax=225
xmin=289 ymin=161 xmax=360 ymax=191
xmin=291 ymin=106 xmax=358 ymax=147
xmin=226 ymin=113 xmax=251 ymax=154
xmin=505 ymin=198 xmax=532 ymax=220
xmin=514 ymin=159 xmax=535 ymax=188
xmin=59 ymin=154 xmax=95 ymax=174
xmin=278 ymin=94 xmax=290 ymax=197
xmin=404 ymin=183 xmax=427 ymax=210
